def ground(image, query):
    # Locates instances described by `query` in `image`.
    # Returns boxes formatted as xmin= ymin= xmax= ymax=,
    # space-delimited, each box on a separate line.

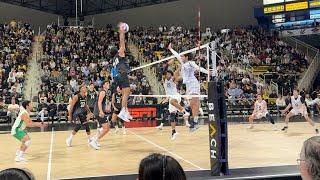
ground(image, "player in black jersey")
xmin=92 ymin=81 xmax=112 ymax=148
xmin=111 ymin=23 xmax=132 ymax=122
xmin=111 ymin=86 xmax=126 ymax=134
xmin=87 ymin=83 xmax=98 ymax=113
xmin=66 ymin=85 xmax=98 ymax=150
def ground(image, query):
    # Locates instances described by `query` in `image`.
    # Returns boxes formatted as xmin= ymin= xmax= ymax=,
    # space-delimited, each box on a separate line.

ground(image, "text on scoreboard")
xmin=264 ymin=5 xmax=285 ymax=13
xmin=285 ymin=1 xmax=308 ymax=11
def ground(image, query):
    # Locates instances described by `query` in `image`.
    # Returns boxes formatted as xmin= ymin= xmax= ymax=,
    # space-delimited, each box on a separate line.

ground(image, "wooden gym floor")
xmin=0 ymin=122 xmax=317 ymax=180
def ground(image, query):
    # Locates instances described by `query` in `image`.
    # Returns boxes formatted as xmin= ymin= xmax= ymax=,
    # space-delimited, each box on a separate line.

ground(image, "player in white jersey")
xmin=281 ymin=89 xmax=318 ymax=133
xmin=158 ymin=70 xmax=190 ymax=140
xmin=168 ymin=43 xmax=209 ymax=132
xmin=11 ymin=100 xmax=48 ymax=162
xmin=248 ymin=94 xmax=276 ymax=130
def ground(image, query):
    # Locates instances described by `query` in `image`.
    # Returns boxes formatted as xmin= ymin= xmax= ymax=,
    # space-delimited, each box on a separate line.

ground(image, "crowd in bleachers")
xmin=0 ymin=20 xmax=33 ymax=123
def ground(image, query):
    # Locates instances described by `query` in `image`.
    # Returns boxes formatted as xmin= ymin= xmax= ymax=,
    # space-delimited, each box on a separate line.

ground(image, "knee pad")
xmin=74 ymin=124 xmax=81 ymax=132
xmin=24 ymin=140 xmax=32 ymax=147
xmin=84 ymin=123 xmax=90 ymax=133
xmin=169 ymin=113 xmax=177 ymax=123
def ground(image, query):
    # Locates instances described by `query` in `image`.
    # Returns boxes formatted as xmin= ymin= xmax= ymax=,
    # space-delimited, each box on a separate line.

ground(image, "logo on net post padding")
xmin=209 ymin=114 xmax=215 ymax=121
xmin=208 ymin=103 xmax=214 ymax=111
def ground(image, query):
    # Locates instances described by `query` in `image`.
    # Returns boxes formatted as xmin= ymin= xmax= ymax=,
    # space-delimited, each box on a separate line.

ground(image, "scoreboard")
xmin=263 ymin=0 xmax=320 ymax=14
xmin=260 ymin=0 xmax=320 ymax=28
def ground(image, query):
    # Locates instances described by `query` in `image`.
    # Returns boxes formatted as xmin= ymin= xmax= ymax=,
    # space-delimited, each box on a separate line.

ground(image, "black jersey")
xmin=114 ymin=92 xmax=122 ymax=109
xmin=113 ymin=54 xmax=130 ymax=74
xmin=72 ymin=93 xmax=87 ymax=115
xmin=94 ymin=89 xmax=112 ymax=115
xmin=87 ymin=90 xmax=97 ymax=108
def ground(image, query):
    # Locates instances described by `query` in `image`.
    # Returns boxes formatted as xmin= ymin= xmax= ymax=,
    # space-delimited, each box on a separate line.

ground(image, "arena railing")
xmin=282 ymin=36 xmax=320 ymax=91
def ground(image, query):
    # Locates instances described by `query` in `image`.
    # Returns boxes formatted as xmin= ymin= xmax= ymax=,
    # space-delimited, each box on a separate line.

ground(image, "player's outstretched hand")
xmin=118 ymin=22 xmax=126 ymax=33
xmin=168 ymin=43 xmax=172 ymax=50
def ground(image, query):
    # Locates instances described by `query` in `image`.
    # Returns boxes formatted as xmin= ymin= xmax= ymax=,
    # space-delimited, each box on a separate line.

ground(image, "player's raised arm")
xmin=118 ymin=23 xmax=126 ymax=57
xmin=168 ymin=43 xmax=184 ymax=64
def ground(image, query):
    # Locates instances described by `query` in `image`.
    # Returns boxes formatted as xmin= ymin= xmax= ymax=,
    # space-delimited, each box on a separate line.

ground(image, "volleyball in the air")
xmin=119 ymin=22 xmax=129 ymax=33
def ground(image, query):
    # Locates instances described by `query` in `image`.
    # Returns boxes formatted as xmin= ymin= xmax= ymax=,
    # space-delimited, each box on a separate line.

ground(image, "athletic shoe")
xmin=16 ymin=150 xmax=19 ymax=156
xmin=156 ymin=123 xmax=164 ymax=130
xmin=89 ymin=140 xmax=100 ymax=150
xmin=247 ymin=125 xmax=254 ymax=129
xmin=125 ymin=110 xmax=133 ymax=120
xmin=189 ymin=122 xmax=200 ymax=132
xmin=66 ymin=137 xmax=72 ymax=147
xmin=281 ymin=126 xmax=288 ymax=133
xmin=185 ymin=121 xmax=191 ymax=128
xmin=94 ymin=137 xmax=101 ymax=147
xmin=171 ymin=132 xmax=178 ymax=140
xmin=118 ymin=111 xmax=130 ymax=122
xmin=14 ymin=155 xmax=25 ymax=162
xmin=315 ymin=129 xmax=319 ymax=134
xmin=122 ymin=127 xmax=127 ymax=135
xmin=126 ymin=111 xmax=133 ymax=122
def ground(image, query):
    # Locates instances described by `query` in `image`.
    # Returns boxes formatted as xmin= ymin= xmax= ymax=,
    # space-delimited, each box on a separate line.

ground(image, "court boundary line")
xmin=47 ymin=127 xmax=54 ymax=180
xmin=128 ymin=129 xmax=205 ymax=170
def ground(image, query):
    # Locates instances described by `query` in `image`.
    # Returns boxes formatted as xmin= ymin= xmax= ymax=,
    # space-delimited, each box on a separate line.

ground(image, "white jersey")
xmin=164 ymin=78 xmax=179 ymax=95
xmin=255 ymin=100 xmax=267 ymax=113
xmin=291 ymin=95 xmax=303 ymax=110
xmin=11 ymin=107 xmax=28 ymax=135
xmin=181 ymin=61 xmax=198 ymax=84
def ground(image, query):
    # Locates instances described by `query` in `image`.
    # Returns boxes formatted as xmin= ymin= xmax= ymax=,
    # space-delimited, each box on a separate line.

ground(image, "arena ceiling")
xmin=0 ymin=0 xmax=180 ymax=17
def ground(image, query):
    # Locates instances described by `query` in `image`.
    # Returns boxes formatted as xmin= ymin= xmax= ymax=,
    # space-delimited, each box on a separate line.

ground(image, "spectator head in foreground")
xmin=299 ymin=136 xmax=320 ymax=180
xmin=138 ymin=153 xmax=186 ymax=180
xmin=0 ymin=168 xmax=35 ymax=180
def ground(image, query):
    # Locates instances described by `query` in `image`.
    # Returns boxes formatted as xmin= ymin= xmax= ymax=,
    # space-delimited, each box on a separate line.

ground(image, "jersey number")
xmin=80 ymin=101 xmax=86 ymax=108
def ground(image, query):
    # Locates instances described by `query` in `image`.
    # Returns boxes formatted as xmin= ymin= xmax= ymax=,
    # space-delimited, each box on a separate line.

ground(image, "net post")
xmin=208 ymin=79 xmax=229 ymax=176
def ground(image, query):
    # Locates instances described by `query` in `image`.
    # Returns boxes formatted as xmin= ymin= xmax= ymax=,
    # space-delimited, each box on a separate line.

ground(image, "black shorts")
xmin=114 ymin=72 xmax=130 ymax=89
xmin=96 ymin=114 xmax=110 ymax=126
xmin=73 ymin=112 xmax=87 ymax=124
xmin=89 ymin=107 xmax=94 ymax=113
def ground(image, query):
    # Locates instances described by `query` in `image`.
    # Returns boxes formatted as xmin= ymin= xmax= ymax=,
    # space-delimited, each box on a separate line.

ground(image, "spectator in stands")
xmin=276 ymin=94 xmax=286 ymax=115
xmin=298 ymin=136 xmax=320 ymax=180
xmin=0 ymin=168 xmax=35 ymax=180
xmin=7 ymin=97 xmax=19 ymax=125
xmin=138 ymin=153 xmax=186 ymax=180
xmin=0 ymin=98 xmax=8 ymax=117
xmin=269 ymin=90 xmax=278 ymax=98
xmin=47 ymin=99 xmax=57 ymax=124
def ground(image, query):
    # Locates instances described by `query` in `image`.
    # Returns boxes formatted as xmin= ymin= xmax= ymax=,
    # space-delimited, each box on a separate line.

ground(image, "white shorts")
xmin=254 ymin=111 xmax=268 ymax=119
xmin=168 ymin=96 xmax=181 ymax=113
xmin=186 ymin=81 xmax=200 ymax=96
xmin=290 ymin=108 xmax=308 ymax=116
